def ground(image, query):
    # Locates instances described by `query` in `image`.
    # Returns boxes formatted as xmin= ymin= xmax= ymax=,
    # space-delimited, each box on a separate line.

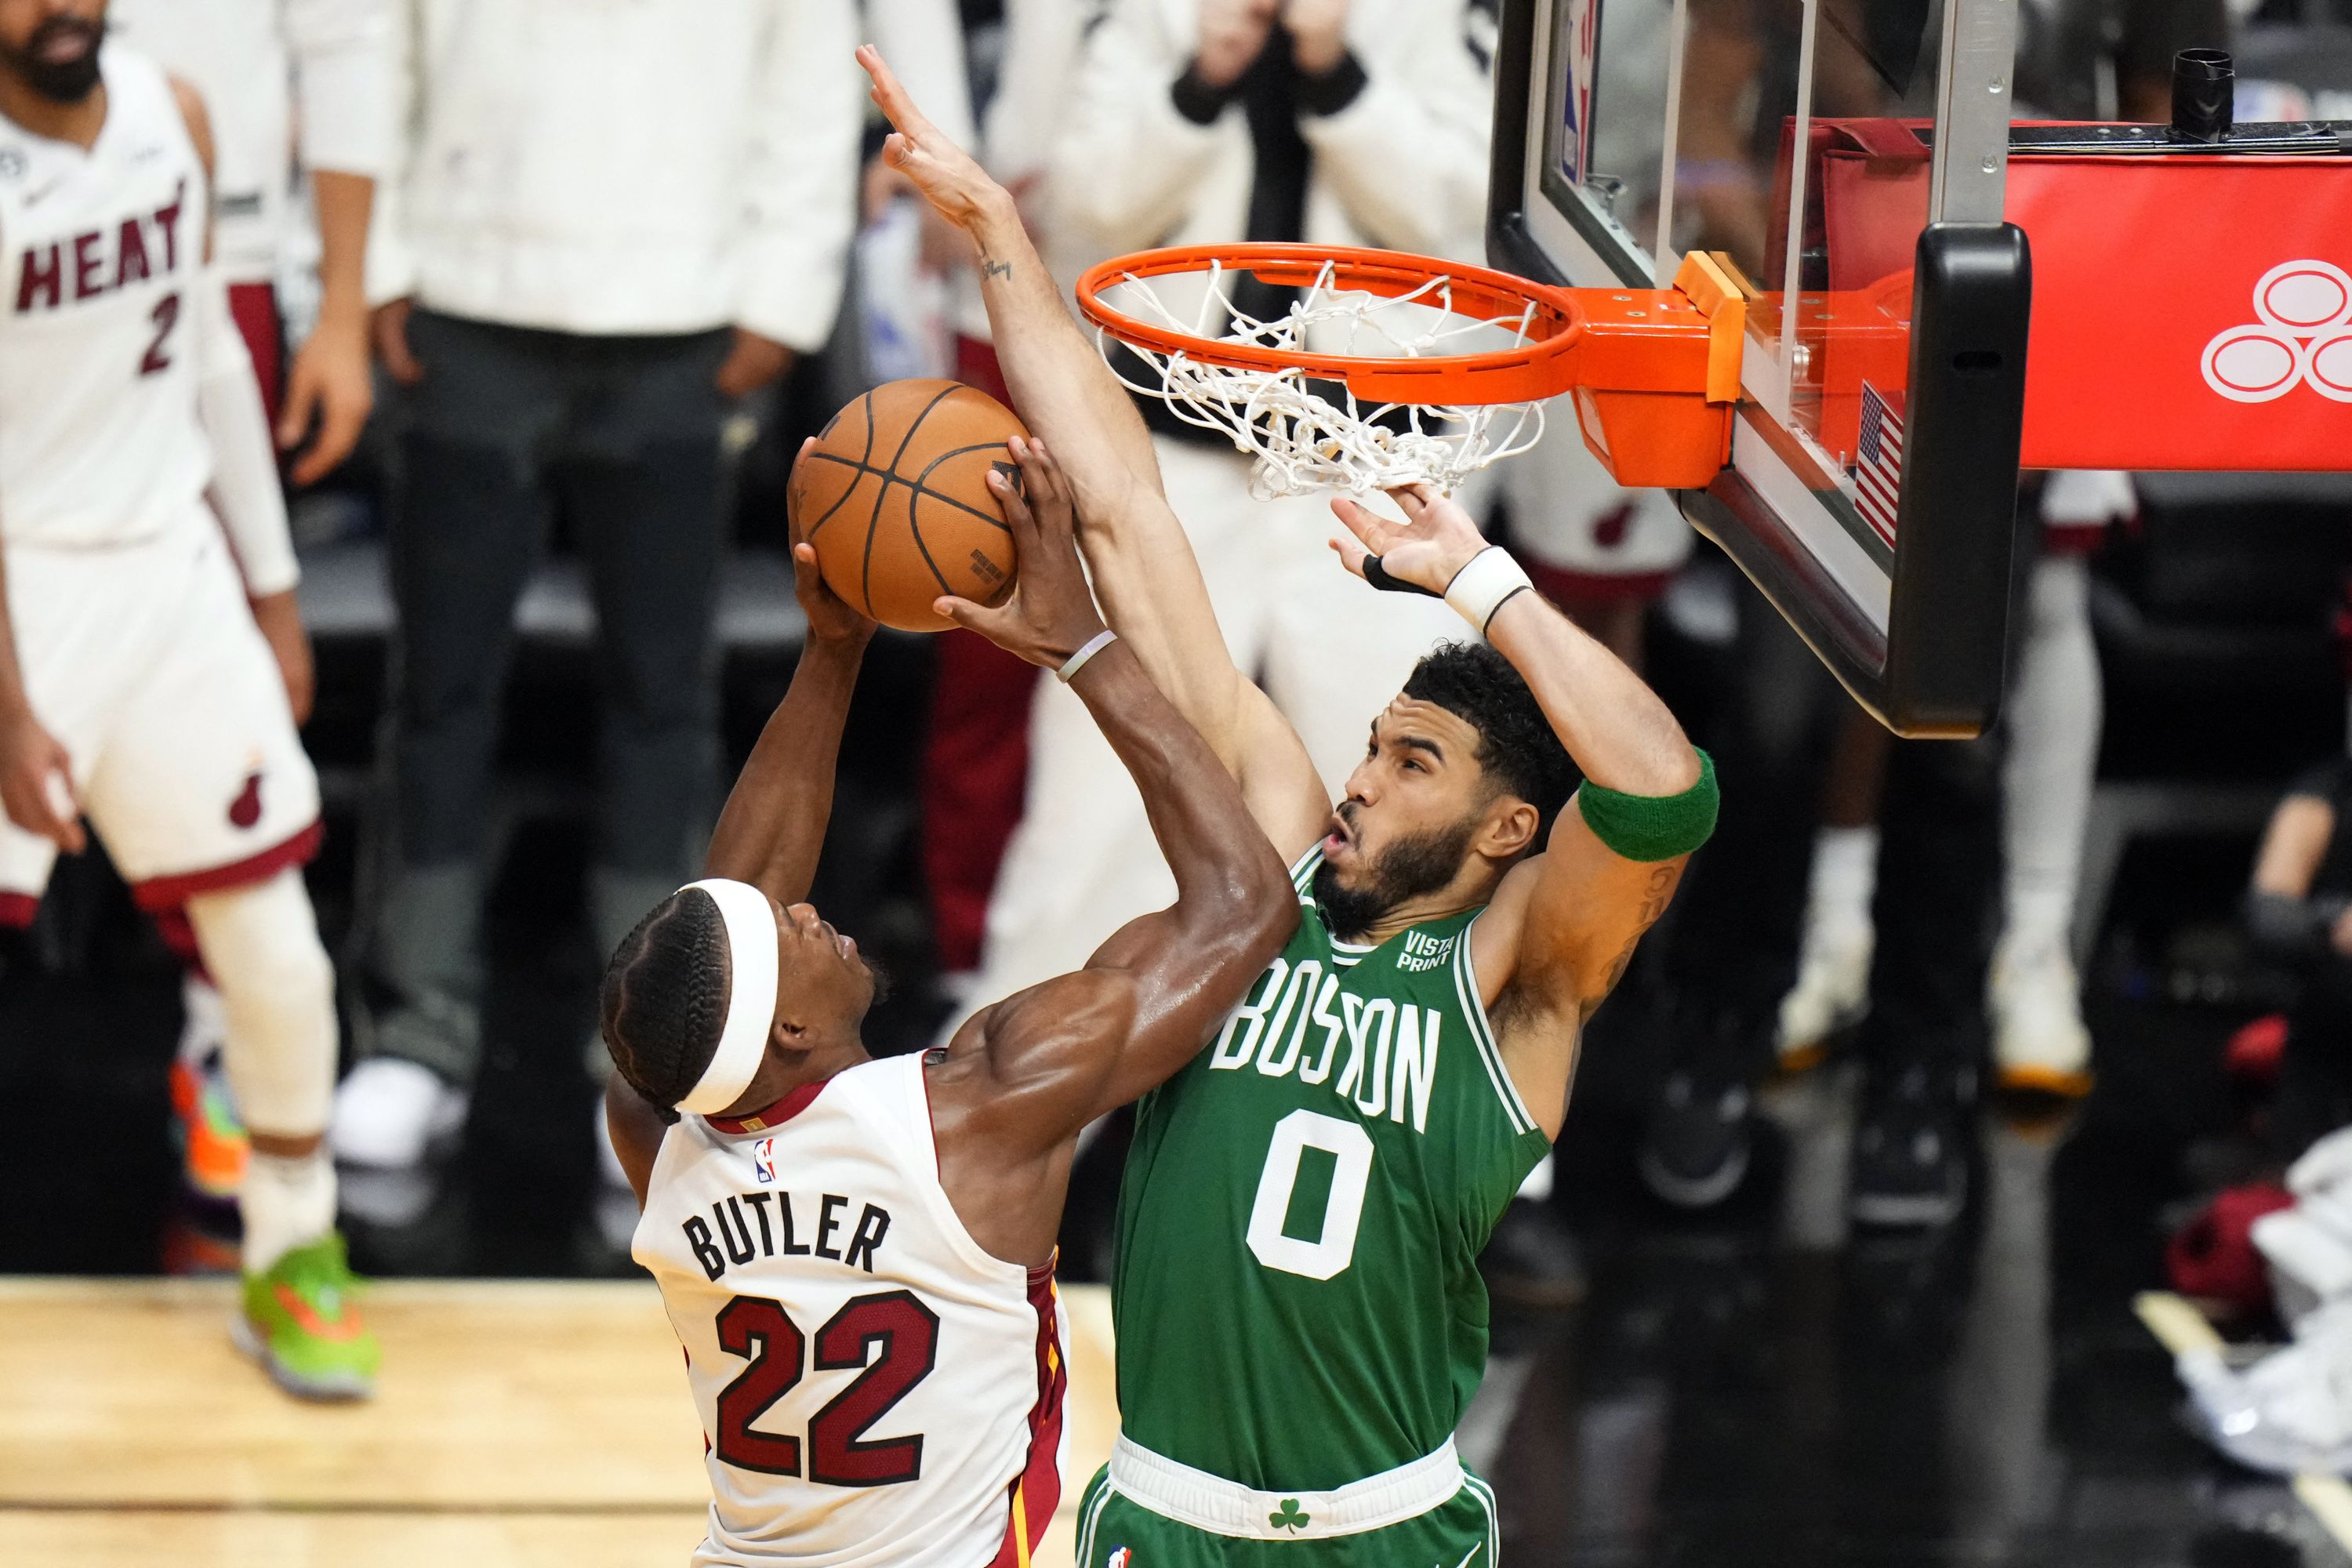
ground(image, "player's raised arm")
xmin=698 ymin=474 xmax=877 ymax=905
xmin=930 ymin=440 xmax=1295 ymax=1134
xmin=1331 ymin=485 xmax=1715 ymax=1124
xmin=856 ymin=44 xmax=1328 ymax=858
xmin=605 ymin=506 xmax=877 ymax=1198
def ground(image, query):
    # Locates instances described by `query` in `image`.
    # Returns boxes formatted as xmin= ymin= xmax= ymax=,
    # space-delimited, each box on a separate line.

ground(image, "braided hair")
xmin=601 ymin=888 xmax=733 ymax=1118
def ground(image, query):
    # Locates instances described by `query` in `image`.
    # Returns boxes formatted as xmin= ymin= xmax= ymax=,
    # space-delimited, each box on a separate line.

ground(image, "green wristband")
xmin=1574 ymin=749 xmax=1719 ymax=862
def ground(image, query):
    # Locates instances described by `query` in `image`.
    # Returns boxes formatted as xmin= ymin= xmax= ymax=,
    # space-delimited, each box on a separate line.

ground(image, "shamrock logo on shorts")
xmin=1269 ymin=1498 xmax=1311 ymax=1534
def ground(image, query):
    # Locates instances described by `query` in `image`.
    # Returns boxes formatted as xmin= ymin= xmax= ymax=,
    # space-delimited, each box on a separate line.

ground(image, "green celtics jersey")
xmin=1111 ymin=848 xmax=1551 ymax=1492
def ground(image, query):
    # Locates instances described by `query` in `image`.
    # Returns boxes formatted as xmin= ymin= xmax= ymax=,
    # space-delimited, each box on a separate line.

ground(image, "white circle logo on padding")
xmin=2205 ymin=261 xmax=2352 ymax=402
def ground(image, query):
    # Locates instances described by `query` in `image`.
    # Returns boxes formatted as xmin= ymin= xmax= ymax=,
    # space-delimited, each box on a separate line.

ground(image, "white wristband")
xmin=1443 ymin=546 xmax=1534 ymax=637
xmin=1056 ymin=628 xmax=1119 ymax=684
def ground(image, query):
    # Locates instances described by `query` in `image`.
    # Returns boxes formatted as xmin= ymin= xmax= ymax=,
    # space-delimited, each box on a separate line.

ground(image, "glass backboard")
xmin=1490 ymin=0 xmax=2033 ymax=736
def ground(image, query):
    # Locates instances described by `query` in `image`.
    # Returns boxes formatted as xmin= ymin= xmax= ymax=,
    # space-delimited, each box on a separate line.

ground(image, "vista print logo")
xmin=2201 ymin=260 xmax=2352 ymax=404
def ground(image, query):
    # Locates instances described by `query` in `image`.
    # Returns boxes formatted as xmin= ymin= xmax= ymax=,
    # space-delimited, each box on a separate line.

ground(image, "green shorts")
xmin=1071 ymin=1463 xmax=1502 ymax=1568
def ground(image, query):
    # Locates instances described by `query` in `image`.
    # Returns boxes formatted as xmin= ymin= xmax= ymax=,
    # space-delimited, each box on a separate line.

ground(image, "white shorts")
xmin=0 ymin=516 xmax=320 ymax=923
xmin=1500 ymin=411 xmax=1693 ymax=598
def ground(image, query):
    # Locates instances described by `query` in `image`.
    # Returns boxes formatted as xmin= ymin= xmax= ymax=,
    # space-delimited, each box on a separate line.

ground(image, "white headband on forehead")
xmin=673 ymin=878 xmax=782 ymax=1116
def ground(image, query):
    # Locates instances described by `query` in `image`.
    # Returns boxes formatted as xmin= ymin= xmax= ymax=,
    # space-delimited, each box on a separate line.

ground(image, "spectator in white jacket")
xmin=108 ymin=0 xmax=388 ymax=481
xmin=332 ymin=0 xmax=861 ymax=1167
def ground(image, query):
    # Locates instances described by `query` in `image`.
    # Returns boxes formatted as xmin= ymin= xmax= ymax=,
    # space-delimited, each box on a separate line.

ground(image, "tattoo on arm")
xmin=1581 ymin=862 xmax=1683 ymax=1021
xmin=982 ymin=256 xmax=1012 ymax=281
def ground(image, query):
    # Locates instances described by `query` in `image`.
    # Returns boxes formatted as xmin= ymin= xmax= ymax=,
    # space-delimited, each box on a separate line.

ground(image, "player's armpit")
xmin=1474 ymin=829 xmax=1687 ymax=1139
xmin=603 ymin=1074 xmax=669 ymax=1210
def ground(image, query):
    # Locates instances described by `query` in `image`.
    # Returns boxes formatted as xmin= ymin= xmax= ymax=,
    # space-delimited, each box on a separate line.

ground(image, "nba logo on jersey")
xmin=750 ymin=1138 xmax=776 ymax=1184
xmin=1107 ymin=1549 xmax=1131 ymax=1568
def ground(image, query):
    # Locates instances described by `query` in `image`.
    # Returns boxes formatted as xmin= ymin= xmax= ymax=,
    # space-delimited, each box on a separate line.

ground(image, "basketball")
xmin=789 ymin=379 xmax=1026 ymax=633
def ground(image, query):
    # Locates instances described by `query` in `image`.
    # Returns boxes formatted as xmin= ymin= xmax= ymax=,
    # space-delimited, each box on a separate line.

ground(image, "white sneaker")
xmin=328 ymin=1058 xmax=468 ymax=1170
xmin=2186 ymin=1300 xmax=2352 ymax=1475
xmin=1777 ymin=920 xmax=1871 ymax=1070
xmin=1988 ymin=942 xmax=2093 ymax=1096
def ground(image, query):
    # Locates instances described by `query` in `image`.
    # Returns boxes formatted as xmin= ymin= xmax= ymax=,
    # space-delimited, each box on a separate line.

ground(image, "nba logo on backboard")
xmin=751 ymin=1138 xmax=776 ymax=1185
xmin=1557 ymin=0 xmax=1598 ymax=187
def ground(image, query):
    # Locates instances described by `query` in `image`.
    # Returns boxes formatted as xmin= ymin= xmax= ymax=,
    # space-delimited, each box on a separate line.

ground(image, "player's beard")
xmin=1312 ymin=811 xmax=1480 ymax=943
xmin=1 ymin=16 xmax=104 ymax=104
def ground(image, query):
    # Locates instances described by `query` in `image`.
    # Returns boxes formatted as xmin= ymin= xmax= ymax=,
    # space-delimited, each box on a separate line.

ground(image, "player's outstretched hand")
xmin=0 ymin=706 xmax=85 ymax=855
xmin=1329 ymin=483 xmax=1491 ymax=597
xmin=939 ymin=437 xmax=1109 ymax=670
xmin=858 ymin=45 xmax=1006 ymax=235
xmin=789 ymin=441 xmax=877 ymax=650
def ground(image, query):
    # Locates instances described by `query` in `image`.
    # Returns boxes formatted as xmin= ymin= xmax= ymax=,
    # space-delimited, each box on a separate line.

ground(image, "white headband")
xmin=673 ymin=878 xmax=782 ymax=1116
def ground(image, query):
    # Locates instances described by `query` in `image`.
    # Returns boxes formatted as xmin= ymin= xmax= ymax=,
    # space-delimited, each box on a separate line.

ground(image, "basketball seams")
xmin=864 ymin=383 xmax=964 ymax=621
xmin=804 ymin=448 xmax=1014 ymax=536
xmin=908 ymin=443 xmax=1017 ymax=534
xmin=797 ymin=380 xmax=1025 ymax=629
xmin=798 ymin=392 xmax=876 ymax=548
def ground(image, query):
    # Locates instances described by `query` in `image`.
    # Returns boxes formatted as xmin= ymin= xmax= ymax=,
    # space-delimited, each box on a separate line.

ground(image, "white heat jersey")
xmin=0 ymin=45 xmax=212 ymax=553
xmin=635 ymin=1054 xmax=1067 ymax=1568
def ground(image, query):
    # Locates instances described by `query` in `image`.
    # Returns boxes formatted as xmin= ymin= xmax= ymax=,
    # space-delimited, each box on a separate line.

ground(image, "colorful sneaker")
xmin=171 ymin=975 xmax=248 ymax=1199
xmin=234 ymin=1233 xmax=380 ymax=1401
xmin=171 ymin=1049 xmax=250 ymax=1200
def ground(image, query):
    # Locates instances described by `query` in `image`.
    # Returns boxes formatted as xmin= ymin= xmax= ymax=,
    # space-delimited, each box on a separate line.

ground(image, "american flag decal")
xmin=1853 ymin=383 xmax=1904 ymax=546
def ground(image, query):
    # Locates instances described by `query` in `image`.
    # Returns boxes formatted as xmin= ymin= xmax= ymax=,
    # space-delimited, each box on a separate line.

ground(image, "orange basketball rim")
xmin=1074 ymin=243 xmax=1748 ymax=492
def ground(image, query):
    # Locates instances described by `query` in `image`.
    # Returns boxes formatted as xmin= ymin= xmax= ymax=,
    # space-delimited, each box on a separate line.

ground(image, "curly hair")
xmin=600 ymin=888 xmax=731 ymax=1116
xmin=1401 ymin=640 xmax=1577 ymax=835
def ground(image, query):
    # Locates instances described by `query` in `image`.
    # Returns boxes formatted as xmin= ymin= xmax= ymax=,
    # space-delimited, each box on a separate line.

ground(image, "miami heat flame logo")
xmin=227 ymin=770 xmax=263 ymax=829
xmin=2201 ymin=260 xmax=2352 ymax=404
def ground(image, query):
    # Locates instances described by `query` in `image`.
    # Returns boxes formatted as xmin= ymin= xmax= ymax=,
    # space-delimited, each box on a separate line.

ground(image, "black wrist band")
xmin=1295 ymin=50 xmax=1369 ymax=117
xmin=1171 ymin=65 xmax=1236 ymax=125
xmin=1363 ymin=554 xmax=1441 ymax=597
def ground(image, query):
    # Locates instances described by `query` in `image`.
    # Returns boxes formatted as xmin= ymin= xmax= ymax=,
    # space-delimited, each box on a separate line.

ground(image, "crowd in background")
xmin=15 ymin=0 xmax=2352 ymax=1473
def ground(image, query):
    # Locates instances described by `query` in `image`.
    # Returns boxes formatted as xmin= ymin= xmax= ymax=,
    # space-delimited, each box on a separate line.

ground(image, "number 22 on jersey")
xmin=712 ymin=1289 xmax=939 ymax=1486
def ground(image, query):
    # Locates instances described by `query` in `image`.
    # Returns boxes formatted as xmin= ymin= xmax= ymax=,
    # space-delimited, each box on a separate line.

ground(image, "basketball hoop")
xmin=1075 ymin=244 xmax=1589 ymax=498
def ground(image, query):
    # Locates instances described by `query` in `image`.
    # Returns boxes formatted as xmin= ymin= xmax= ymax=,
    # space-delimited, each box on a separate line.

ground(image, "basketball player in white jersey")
xmin=0 ymin=0 xmax=370 ymax=1396
xmin=601 ymin=438 xmax=1294 ymax=1566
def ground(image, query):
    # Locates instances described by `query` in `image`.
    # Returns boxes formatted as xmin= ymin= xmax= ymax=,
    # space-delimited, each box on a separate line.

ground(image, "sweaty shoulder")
xmin=946 ymin=969 xmax=1138 ymax=1096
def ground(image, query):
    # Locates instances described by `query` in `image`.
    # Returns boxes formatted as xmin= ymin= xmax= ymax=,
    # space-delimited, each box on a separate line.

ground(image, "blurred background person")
xmin=107 ymin=0 xmax=384 ymax=474
xmin=331 ymin=0 xmax=862 ymax=1171
xmin=1777 ymin=472 xmax=2137 ymax=1099
xmin=0 ymin=4 xmax=370 ymax=1395
xmin=2247 ymin=757 xmax=2352 ymax=1167
xmin=102 ymin=0 xmax=389 ymax=1203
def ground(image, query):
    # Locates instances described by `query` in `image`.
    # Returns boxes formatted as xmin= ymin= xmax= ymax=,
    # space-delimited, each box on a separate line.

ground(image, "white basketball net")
xmin=1094 ymin=258 xmax=1549 ymax=499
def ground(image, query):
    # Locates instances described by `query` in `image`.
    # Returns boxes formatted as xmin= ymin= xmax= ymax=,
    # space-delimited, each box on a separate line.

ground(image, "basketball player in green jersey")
xmin=865 ymin=47 xmax=1719 ymax=1566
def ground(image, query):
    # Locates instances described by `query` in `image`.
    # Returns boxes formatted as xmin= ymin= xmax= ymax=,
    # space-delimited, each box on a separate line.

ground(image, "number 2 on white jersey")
xmin=1246 ymin=1109 xmax=1374 ymax=1280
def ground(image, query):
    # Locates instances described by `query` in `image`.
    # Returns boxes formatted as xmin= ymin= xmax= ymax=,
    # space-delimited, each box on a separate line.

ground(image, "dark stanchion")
xmin=2171 ymin=49 xmax=2235 ymax=143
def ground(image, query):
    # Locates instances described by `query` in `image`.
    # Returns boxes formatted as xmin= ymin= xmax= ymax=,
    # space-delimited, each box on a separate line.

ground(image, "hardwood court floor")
xmin=0 ymin=1277 xmax=1117 ymax=1568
